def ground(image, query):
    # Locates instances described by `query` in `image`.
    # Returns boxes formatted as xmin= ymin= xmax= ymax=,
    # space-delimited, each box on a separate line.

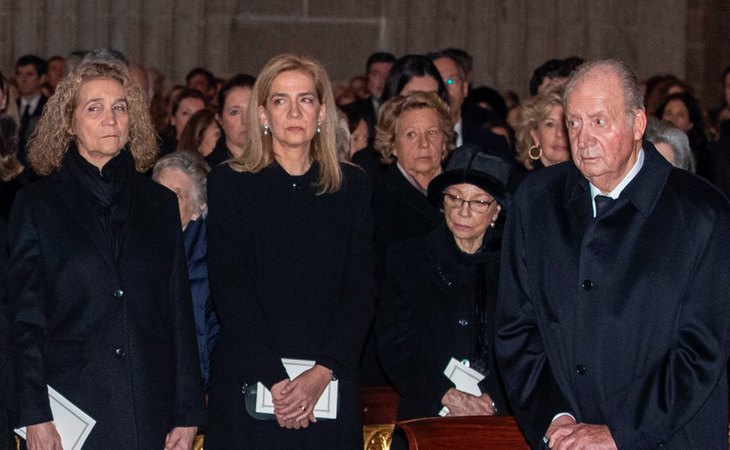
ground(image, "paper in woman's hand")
xmin=15 ymin=385 xmax=96 ymax=450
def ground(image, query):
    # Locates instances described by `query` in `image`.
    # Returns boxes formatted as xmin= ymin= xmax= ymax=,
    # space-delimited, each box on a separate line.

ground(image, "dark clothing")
xmin=496 ymin=144 xmax=730 ymax=449
xmin=0 ymin=218 xmax=14 ymax=450
xmin=362 ymin=164 xmax=444 ymax=387
xmin=183 ymin=217 xmax=219 ymax=389
xmin=205 ymin=162 xmax=375 ymax=449
xmin=509 ymin=158 xmax=545 ymax=192
xmin=204 ymin=135 xmax=232 ymax=168
xmin=8 ymin=150 xmax=206 ymax=448
xmin=158 ymin=132 xmax=178 ymax=158
xmin=373 ymin=164 xmax=443 ymax=279
xmin=377 ymin=224 xmax=509 ymax=420
xmin=461 ymin=118 xmax=517 ymax=168
xmin=0 ymin=178 xmax=23 ymax=223
xmin=351 ymin=146 xmax=388 ymax=188
xmin=706 ymin=136 xmax=730 ymax=200
xmin=16 ymin=96 xmax=47 ymax=166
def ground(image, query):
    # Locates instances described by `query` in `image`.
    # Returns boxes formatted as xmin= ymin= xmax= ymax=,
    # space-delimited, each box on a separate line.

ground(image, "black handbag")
xmin=243 ymin=383 xmax=276 ymax=421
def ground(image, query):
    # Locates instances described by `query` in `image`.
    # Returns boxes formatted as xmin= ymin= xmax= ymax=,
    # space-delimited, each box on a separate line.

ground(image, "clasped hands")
xmin=271 ymin=364 xmax=331 ymax=429
xmin=440 ymin=388 xmax=497 ymax=416
xmin=545 ymin=415 xmax=617 ymax=450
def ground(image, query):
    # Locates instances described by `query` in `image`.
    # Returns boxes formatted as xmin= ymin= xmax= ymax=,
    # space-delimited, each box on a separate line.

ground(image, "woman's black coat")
xmin=8 ymin=163 xmax=206 ymax=448
xmin=204 ymin=162 xmax=375 ymax=449
xmin=376 ymin=224 xmax=509 ymax=420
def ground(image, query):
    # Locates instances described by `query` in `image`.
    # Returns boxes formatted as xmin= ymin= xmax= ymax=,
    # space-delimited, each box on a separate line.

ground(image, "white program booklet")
xmin=15 ymin=385 xmax=96 ymax=449
xmin=255 ymin=358 xmax=339 ymax=419
xmin=439 ymin=357 xmax=486 ymax=416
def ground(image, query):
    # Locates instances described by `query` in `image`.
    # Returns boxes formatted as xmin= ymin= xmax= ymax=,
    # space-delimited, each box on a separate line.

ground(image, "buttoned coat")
xmin=496 ymin=144 xmax=730 ymax=449
xmin=204 ymin=163 xmax=375 ymax=449
xmin=8 ymin=164 xmax=206 ymax=448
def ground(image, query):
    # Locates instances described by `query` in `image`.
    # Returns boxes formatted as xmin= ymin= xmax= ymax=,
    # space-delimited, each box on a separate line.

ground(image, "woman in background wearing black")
xmin=377 ymin=144 xmax=511 ymax=449
xmin=205 ymin=54 xmax=374 ymax=449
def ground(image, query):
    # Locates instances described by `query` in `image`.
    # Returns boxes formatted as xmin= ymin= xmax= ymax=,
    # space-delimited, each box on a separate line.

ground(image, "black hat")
xmin=427 ymin=144 xmax=511 ymax=209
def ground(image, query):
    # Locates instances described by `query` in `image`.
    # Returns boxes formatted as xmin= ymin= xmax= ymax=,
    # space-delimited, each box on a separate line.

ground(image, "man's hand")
xmin=548 ymin=419 xmax=617 ymax=450
xmin=26 ymin=422 xmax=63 ymax=450
xmin=164 ymin=426 xmax=198 ymax=450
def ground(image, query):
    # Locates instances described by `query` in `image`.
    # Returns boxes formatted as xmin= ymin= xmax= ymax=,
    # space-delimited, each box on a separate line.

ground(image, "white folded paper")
xmin=15 ymin=385 xmax=96 ymax=450
xmin=439 ymin=358 xmax=485 ymax=416
xmin=255 ymin=358 xmax=339 ymax=419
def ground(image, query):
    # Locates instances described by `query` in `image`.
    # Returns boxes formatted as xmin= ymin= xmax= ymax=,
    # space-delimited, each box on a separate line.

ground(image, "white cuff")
xmin=543 ymin=412 xmax=576 ymax=443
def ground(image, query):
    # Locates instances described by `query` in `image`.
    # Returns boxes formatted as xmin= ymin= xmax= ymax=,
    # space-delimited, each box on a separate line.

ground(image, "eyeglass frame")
xmin=442 ymin=191 xmax=495 ymax=213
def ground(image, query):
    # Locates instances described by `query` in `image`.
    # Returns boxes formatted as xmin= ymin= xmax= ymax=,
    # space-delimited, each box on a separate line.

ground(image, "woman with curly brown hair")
xmin=8 ymin=61 xmax=205 ymax=449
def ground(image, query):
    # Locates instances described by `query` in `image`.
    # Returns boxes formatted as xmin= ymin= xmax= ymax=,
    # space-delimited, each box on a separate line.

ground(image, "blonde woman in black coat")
xmin=9 ymin=61 xmax=205 ymax=450
xmin=205 ymin=54 xmax=374 ymax=449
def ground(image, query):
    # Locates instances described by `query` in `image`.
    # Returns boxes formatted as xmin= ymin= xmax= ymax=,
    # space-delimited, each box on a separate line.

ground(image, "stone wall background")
xmin=1 ymin=0 xmax=728 ymax=105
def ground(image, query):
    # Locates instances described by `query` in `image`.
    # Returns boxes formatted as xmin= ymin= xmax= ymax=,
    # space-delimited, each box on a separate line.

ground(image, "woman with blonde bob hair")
xmin=205 ymin=54 xmax=374 ymax=449
xmin=8 ymin=60 xmax=205 ymax=449
xmin=230 ymin=53 xmax=342 ymax=194
xmin=514 ymin=83 xmax=570 ymax=171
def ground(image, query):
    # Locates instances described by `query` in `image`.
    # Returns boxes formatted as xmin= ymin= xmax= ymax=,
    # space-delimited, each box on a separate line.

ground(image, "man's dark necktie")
xmin=594 ymin=194 xmax=615 ymax=217
xmin=19 ymin=103 xmax=31 ymax=137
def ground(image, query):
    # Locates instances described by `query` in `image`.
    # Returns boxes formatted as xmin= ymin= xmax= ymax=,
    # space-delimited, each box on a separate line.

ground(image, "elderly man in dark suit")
xmin=496 ymin=59 xmax=730 ymax=449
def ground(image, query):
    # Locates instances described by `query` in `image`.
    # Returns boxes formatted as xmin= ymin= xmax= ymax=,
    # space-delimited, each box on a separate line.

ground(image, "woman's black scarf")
xmin=448 ymin=228 xmax=495 ymax=378
xmin=63 ymin=143 xmax=134 ymax=263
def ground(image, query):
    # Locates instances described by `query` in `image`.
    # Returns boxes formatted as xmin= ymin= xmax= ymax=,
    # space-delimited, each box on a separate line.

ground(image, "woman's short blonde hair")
xmin=27 ymin=61 xmax=157 ymax=176
xmin=230 ymin=54 xmax=342 ymax=194
xmin=375 ymin=91 xmax=454 ymax=164
xmin=514 ymin=83 xmax=564 ymax=170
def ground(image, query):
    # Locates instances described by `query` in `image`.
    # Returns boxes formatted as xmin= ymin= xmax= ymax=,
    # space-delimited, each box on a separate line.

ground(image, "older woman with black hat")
xmin=376 ymin=144 xmax=511 ymax=434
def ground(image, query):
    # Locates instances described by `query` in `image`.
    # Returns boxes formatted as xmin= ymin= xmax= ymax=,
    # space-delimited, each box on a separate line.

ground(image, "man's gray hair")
xmin=152 ymin=151 xmax=211 ymax=217
xmin=564 ymin=59 xmax=645 ymax=118
xmin=644 ymin=117 xmax=696 ymax=172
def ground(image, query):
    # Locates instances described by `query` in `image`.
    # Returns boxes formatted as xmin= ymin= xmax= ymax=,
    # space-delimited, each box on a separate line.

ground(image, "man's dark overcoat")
xmin=496 ymin=144 xmax=730 ymax=449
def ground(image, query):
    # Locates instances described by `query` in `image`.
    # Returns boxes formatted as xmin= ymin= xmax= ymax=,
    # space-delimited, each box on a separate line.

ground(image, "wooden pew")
xmin=396 ymin=415 xmax=529 ymax=450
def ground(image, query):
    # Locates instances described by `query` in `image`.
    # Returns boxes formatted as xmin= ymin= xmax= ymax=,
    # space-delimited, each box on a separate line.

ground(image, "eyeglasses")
xmin=443 ymin=192 xmax=494 ymax=213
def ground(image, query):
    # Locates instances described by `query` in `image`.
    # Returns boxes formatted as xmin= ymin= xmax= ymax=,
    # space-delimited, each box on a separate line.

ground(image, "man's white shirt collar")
xmin=589 ymin=148 xmax=645 ymax=217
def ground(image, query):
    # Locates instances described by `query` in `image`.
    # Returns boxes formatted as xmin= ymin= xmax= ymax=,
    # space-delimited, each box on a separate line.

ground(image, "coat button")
xmin=113 ymin=289 xmax=124 ymax=298
xmin=582 ymin=280 xmax=594 ymax=291
xmin=114 ymin=347 xmax=126 ymax=357
xmin=575 ymin=365 xmax=586 ymax=375
xmin=458 ymin=319 xmax=468 ymax=326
